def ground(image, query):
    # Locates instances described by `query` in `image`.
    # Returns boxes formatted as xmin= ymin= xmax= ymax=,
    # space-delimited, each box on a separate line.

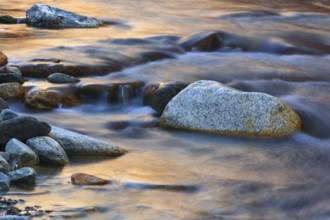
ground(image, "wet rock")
xmin=25 ymin=89 xmax=81 ymax=110
xmin=143 ymin=81 xmax=188 ymax=113
xmin=0 ymin=109 xmax=18 ymax=122
xmin=0 ymin=16 xmax=17 ymax=24
xmin=0 ymin=98 xmax=9 ymax=111
xmin=181 ymin=32 xmax=222 ymax=51
xmin=0 ymin=216 xmax=31 ymax=220
xmin=26 ymin=136 xmax=69 ymax=166
xmin=26 ymin=4 xmax=104 ymax=29
xmin=50 ymin=126 xmax=127 ymax=157
xmin=0 ymin=152 xmax=11 ymax=162
xmin=0 ymin=73 xmax=23 ymax=84
xmin=4 ymin=66 xmax=26 ymax=84
xmin=0 ymin=83 xmax=25 ymax=99
xmin=160 ymin=80 xmax=302 ymax=137
xmin=71 ymin=173 xmax=109 ymax=185
xmin=5 ymin=139 xmax=39 ymax=166
xmin=7 ymin=167 xmax=36 ymax=184
xmin=0 ymin=156 xmax=12 ymax=173
xmin=0 ymin=51 xmax=8 ymax=69
xmin=0 ymin=172 xmax=10 ymax=192
xmin=47 ymin=73 xmax=80 ymax=84
xmin=0 ymin=116 xmax=51 ymax=145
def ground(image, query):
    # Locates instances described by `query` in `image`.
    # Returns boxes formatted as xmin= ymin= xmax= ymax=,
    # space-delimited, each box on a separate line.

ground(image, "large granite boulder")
xmin=160 ymin=80 xmax=302 ymax=137
xmin=26 ymin=4 xmax=104 ymax=29
xmin=0 ymin=116 xmax=51 ymax=145
xmin=26 ymin=136 xmax=69 ymax=166
xmin=49 ymin=126 xmax=127 ymax=157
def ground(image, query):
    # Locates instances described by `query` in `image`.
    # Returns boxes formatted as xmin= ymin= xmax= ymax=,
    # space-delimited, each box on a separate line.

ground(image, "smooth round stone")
xmin=0 ymin=83 xmax=25 ymax=99
xmin=5 ymin=138 xmax=39 ymax=166
xmin=7 ymin=167 xmax=37 ymax=184
xmin=71 ymin=173 xmax=109 ymax=185
xmin=47 ymin=72 xmax=80 ymax=84
xmin=0 ymin=51 xmax=8 ymax=68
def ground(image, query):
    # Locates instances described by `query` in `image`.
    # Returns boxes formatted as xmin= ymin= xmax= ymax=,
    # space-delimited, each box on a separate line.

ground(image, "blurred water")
xmin=1 ymin=0 xmax=330 ymax=219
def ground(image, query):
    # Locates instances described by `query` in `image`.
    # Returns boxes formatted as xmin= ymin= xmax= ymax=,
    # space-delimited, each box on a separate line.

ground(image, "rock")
xmin=0 ymin=152 xmax=11 ymax=162
xmin=5 ymin=66 xmax=26 ymax=84
xmin=0 ymin=73 xmax=23 ymax=84
xmin=160 ymin=80 xmax=302 ymax=137
xmin=26 ymin=136 xmax=69 ymax=166
xmin=0 ymin=98 xmax=9 ymax=111
xmin=7 ymin=167 xmax=36 ymax=184
xmin=0 ymin=216 xmax=31 ymax=220
xmin=0 ymin=83 xmax=25 ymax=99
xmin=25 ymin=89 xmax=81 ymax=110
xmin=47 ymin=73 xmax=80 ymax=84
xmin=5 ymin=139 xmax=39 ymax=166
xmin=181 ymin=32 xmax=223 ymax=51
xmin=0 ymin=109 xmax=18 ymax=122
xmin=0 ymin=156 xmax=12 ymax=173
xmin=143 ymin=81 xmax=188 ymax=113
xmin=0 ymin=116 xmax=51 ymax=145
xmin=0 ymin=51 xmax=8 ymax=69
xmin=71 ymin=173 xmax=108 ymax=185
xmin=26 ymin=4 xmax=104 ymax=29
xmin=0 ymin=172 xmax=10 ymax=192
xmin=49 ymin=126 xmax=127 ymax=157
xmin=0 ymin=16 xmax=17 ymax=24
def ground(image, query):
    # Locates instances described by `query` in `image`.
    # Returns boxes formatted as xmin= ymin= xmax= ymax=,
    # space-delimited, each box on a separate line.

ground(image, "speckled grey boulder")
xmin=5 ymin=138 xmax=39 ymax=166
xmin=26 ymin=136 xmax=69 ymax=166
xmin=0 ymin=156 xmax=12 ymax=173
xmin=7 ymin=167 xmax=36 ymax=184
xmin=47 ymin=73 xmax=80 ymax=84
xmin=160 ymin=80 xmax=302 ymax=137
xmin=0 ymin=172 xmax=10 ymax=192
xmin=49 ymin=126 xmax=127 ymax=157
xmin=26 ymin=4 xmax=104 ymax=29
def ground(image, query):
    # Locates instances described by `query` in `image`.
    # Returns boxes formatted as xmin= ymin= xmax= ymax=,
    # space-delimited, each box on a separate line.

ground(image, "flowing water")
xmin=1 ymin=0 xmax=330 ymax=219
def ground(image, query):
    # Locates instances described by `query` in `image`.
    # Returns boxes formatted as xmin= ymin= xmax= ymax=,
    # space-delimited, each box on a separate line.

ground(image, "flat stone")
xmin=5 ymin=139 xmax=39 ymax=166
xmin=0 ymin=172 xmax=10 ymax=192
xmin=26 ymin=136 xmax=69 ymax=166
xmin=0 ymin=83 xmax=25 ymax=99
xmin=160 ymin=80 xmax=302 ymax=137
xmin=71 ymin=173 xmax=108 ymax=185
xmin=0 ymin=156 xmax=12 ymax=173
xmin=47 ymin=73 xmax=80 ymax=84
xmin=50 ymin=126 xmax=127 ymax=157
xmin=26 ymin=4 xmax=104 ymax=29
xmin=7 ymin=167 xmax=36 ymax=184
xmin=0 ymin=51 xmax=8 ymax=68
xmin=0 ymin=116 xmax=51 ymax=145
xmin=0 ymin=109 xmax=18 ymax=122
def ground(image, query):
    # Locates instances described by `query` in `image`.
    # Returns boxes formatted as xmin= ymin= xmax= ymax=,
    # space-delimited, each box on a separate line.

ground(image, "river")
xmin=1 ymin=0 xmax=330 ymax=219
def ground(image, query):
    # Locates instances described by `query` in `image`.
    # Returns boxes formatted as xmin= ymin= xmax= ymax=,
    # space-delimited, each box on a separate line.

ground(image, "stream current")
xmin=1 ymin=0 xmax=330 ymax=219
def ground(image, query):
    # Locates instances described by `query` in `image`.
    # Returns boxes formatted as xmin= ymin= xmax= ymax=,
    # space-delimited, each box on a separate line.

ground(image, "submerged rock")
xmin=47 ymin=72 xmax=80 ymax=84
xmin=26 ymin=4 xmax=104 ymax=29
xmin=50 ymin=126 xmax=126 ymax=157
xmin=7 ymin=167 xmax=36 ymax=184
xmin=0 ymin=116 xmax=51 ymax=145
xmin=0 ymin=15 xmax=17 ymax=24
xmin=181 ymin=32 xmax=223 ymax=51
xmin=0 ymin=172 xmax=10 ymax=192
xmin=5 ymin=139 xmax=39 ymax=166
xmin=26 ymin=136 xmax=69 ymax=166
xmin=0 ymin=109 xmax=18 ymax=122
xmin=71 ymin=173 xmax=109 ymax=185
xmin=0 ymin=83 xmax=25 ymax=99
xmin=143 ymin=81 xmax=188 ymax=113
xmin=160 ymin=80 xmax=302 ymax=137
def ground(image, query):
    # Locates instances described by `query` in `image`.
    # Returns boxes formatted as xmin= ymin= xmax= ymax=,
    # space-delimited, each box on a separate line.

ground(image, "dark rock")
xmin=49 ymin=126 xmax=127 ymax=157
xmin=0 ymin=116 xmax=51 ymax=145
xmin=47 ymin=73 xmax=80 ymax=84
xmin=0 ymin=73 xmax=23 ymax=84
xmin=4 ymin=66 xmax=26 ymax=84
xmin=0 ymin=109 xmax=18 ymax=122
xmin=0 ymin=156 xmax=12 ymax=173
xmin=5 ymin=139 xmax=39 ymax=166
xmin=71 ymin=173 xmax=109 ymax=185
xmin=26 ymin=136 xmax=69 ymax=166
xmin=181 ymin=32 xmax=223 ymax=51
xmin=25 ymin=89 xmax=81 ymax=110
xmin=0 ymin=15 xmax=17 ymax=24
xmin=0 ymin=83 xmax=25 ymax=99
xmin=0 ymin=98 xmax=9 ymax=111
xmin=26 ymin=4 xmax=104 ymax=29
xmin=0 ymin=51 xmax=8 ymax=68
xmin=143 ymin=81 xmax=188 ymax=113
xmin=0 ymin=172 xmax=10 ymax=192
xmin=7 ymin=167 xmax=36 ymax=184
xmin=0 ymin=152 xmax=11 ymax=162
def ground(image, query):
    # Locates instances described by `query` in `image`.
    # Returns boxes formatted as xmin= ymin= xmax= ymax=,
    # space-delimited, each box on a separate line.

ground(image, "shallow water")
xmin=1 ymin=0 xmax=330 ymax=219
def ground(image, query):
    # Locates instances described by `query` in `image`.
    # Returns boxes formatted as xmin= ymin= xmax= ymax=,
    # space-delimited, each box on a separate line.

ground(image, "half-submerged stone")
xmin=160 ymin=80 xmax=302 ymax=137
xmin=71 ymin=173 xmax=109 ymax=185
xmin=50 ymin=126 xmax=127 ymax=157
xmin=26 ymin=4 xmax=104 ymax=29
